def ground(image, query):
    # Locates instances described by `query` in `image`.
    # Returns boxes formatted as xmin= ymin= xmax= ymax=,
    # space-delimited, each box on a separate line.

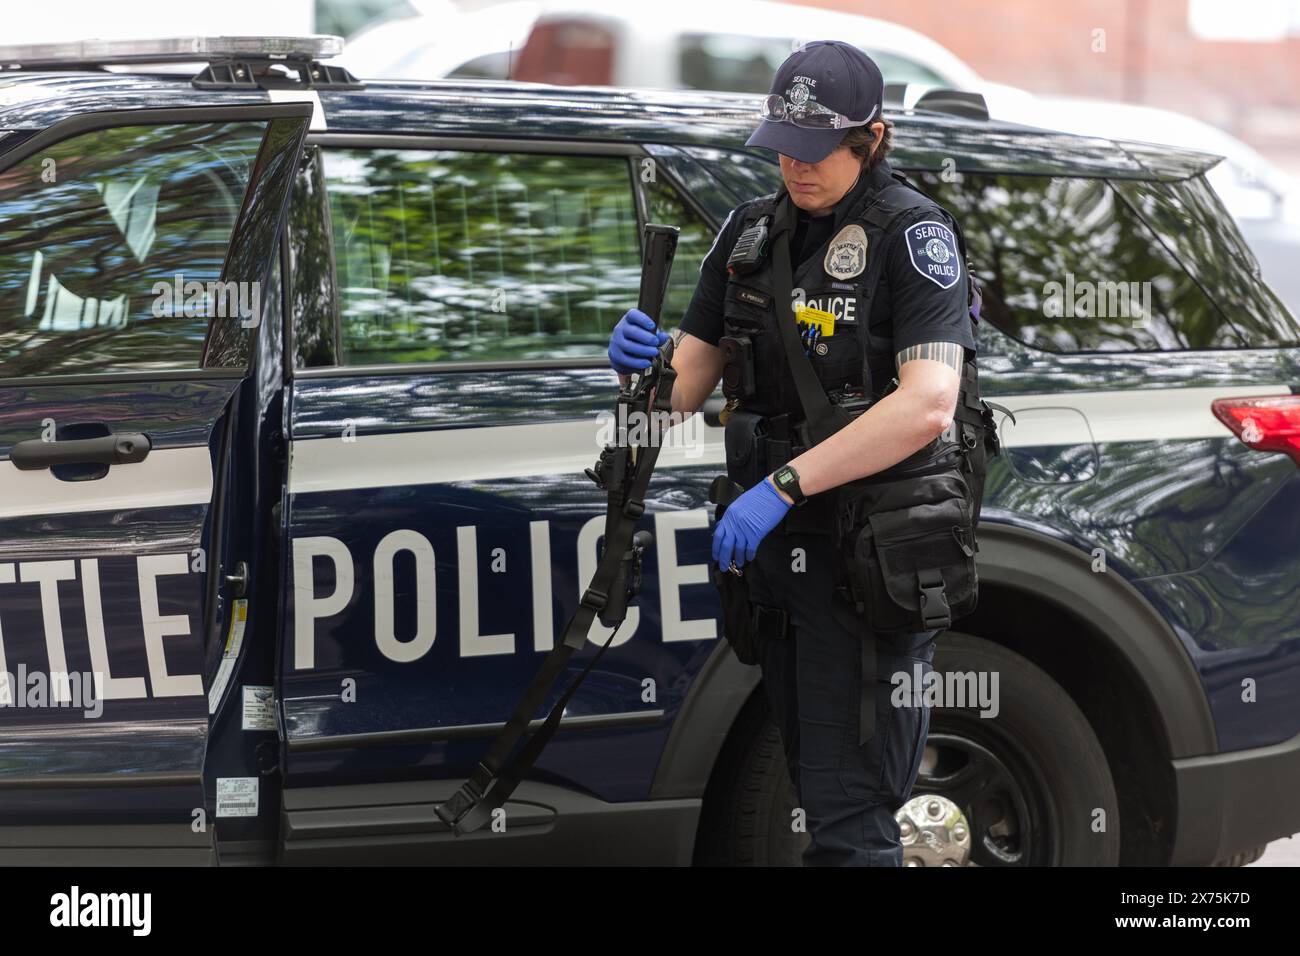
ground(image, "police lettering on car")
xmin=609 ymin=40 xmax=995 ymax=867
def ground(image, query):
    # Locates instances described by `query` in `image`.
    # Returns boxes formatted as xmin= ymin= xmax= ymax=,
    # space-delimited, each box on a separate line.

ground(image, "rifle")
xmin=434 ymin=223 xmax=680 ymax=835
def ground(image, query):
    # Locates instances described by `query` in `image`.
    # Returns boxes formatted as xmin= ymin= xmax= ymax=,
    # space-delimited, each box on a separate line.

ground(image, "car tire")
xmin=696 ymin=631 xmax=1120 ymax=866
xmin=923 ymin=631 xmax=1121 ymax=865
xmin=694 ymin=690 xmax=807 ymax=866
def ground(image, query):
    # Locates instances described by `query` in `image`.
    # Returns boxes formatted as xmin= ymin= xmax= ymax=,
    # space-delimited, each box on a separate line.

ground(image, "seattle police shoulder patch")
xmin=904 ymin=219 xmax=962 ymax=289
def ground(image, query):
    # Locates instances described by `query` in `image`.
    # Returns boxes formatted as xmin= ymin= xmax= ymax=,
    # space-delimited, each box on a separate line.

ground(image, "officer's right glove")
xmin=712 ymin=477 xmax=792 ymax=570
xmin=609 ymin=309 xmax=669 ymax=374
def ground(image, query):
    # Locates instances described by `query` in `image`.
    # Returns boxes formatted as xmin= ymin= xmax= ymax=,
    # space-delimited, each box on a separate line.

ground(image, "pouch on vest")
xmin=724 ymin=408 xmax=769 ymax=491
xmin=837 ymin=468 xmax=979 ymax=637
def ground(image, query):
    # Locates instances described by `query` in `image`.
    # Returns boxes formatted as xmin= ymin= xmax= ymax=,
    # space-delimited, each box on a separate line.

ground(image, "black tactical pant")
xmin=745 ymin=525 xmax=938 ymax=867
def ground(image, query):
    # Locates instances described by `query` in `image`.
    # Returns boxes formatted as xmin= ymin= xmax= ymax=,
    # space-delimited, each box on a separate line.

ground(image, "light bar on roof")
xmin=0 ymin=35 xmax=344 ymax=68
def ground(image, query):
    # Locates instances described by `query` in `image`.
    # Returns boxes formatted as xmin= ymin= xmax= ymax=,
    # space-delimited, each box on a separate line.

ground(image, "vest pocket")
xmin=839 ymin=473 xmax=979 ymax=636
xmin=724 ymin=409 xmax=768 ymax=490
xmin=809 ymin=325 xmax=862 ymax=390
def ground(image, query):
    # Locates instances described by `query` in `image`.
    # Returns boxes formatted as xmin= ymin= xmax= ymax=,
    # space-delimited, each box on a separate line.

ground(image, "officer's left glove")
xmin=712 ymin=477 xmax=792 ymax=570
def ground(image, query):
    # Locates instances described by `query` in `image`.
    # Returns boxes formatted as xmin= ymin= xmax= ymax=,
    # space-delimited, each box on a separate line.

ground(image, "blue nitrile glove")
xmin=712 ymin=477 xmax=792 ymax=570
xmin=609 ymin=308 xmax=670 ymax=374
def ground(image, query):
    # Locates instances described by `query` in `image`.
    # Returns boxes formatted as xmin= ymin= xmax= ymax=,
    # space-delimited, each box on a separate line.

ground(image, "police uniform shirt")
xmin=680 ymin=158 xmax=977 ymax=397
xmin=791 ymin=204 xmax=836 ymax=271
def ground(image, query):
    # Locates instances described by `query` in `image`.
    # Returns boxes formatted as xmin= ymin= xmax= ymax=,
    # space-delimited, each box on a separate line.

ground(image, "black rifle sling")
xmin=770 ymin=182 xmax=921 ymax=436
xmin=770 ymin=198 xmax=851 ymax=447
xmin=769 ymin=199 xmax=881 ymax=741
xmin=771 ymin=185 xmax=934 ymax=746
xmin=435 ymin=360 xmax=677 ymax=836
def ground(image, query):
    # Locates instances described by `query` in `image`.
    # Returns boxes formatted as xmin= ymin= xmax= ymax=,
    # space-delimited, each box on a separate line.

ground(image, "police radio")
xmin=726 ymin=215 xmax=771 ymax=274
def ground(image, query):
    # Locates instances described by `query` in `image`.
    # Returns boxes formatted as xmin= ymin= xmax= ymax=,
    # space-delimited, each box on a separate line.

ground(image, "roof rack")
xmin=884 ymin=83 xmax=989 ymax=121
xmin=0 ymin=36 xmax=362 ymax=91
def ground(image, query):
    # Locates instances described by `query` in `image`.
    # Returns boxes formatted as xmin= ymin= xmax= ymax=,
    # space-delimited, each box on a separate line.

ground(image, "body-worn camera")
xmin=719 ymin=334 xmax=756 ymax=400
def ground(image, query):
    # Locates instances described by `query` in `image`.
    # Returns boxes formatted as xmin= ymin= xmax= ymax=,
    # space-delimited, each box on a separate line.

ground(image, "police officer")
xmin=609 ymin=41 xmax=978 ymax=866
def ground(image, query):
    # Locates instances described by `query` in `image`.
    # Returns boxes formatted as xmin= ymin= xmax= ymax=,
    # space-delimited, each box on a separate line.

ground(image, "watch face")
xmin=777 ymin=471 xmax=794 ymax=488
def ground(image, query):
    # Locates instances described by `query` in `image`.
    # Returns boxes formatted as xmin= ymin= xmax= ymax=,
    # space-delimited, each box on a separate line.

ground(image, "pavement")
xmin=1250 ymin=837 xmax=1300 ymax=866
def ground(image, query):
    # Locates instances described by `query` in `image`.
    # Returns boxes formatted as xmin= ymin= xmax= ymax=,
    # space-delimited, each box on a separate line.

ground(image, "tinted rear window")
xmin=914 ymin=171 xmax=1246 ymax=352
xmin=1112 ymin=174 xmax=1300 ymax=348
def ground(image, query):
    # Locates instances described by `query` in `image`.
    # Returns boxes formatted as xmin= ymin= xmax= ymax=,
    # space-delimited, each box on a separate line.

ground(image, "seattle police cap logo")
xmin=824 ymin=223 xmax=868 ymax=280
xmin=906 ymin=220 xmax=961 ymax=289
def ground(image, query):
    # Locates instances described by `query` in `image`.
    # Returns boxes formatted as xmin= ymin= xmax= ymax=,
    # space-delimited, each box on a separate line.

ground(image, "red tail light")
xmin=1212 ymin=394 xmax=1300 ymax=467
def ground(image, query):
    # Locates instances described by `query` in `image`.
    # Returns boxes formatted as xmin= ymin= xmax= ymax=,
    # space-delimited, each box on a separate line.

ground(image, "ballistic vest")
xmin=711 ymin=164 xmax=999 ymax=722
xmin=722 ymin=161 xmax=977 ymax=421
xmin=721 ymin=160 xmax=993 ymax=517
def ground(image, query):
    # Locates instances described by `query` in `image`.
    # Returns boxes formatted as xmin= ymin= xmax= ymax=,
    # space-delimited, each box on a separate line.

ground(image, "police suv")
xmin=0 ymin=36 xmax=1295 ymax=867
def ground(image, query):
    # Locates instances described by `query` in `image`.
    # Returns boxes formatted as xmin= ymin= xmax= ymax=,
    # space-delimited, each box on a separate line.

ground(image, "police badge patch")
xmin=824 ymin=223 xmax=868 ymax=280
xmin=905 ymin=219 xmax=962 ymax=289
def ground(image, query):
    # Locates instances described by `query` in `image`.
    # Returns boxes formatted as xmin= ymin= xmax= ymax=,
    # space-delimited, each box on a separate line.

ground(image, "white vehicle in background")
xmin=334 ymin=0 xmax=536 ymax=82
xmin=337 ymin=0 xmax=994 ymax=90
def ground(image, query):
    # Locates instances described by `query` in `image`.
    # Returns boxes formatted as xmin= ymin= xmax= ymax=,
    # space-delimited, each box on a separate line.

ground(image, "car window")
xmin=679 ymin=34 xmax=950 ymax=92
xmin=323 ymin=148 xmax=710 ymax=365
xmin=913 ymin=171 xmax=1241 ymax=351
xmin=643 ymin=174 xmax=714 ymax=328
xmin=0 ymin=121 xmax=268 ymax=377
xmin=682 ymin=146 xmax=784 ymax=205
xmin=1112 ymin=174 xmax=1300 ymax=347
xmin=679 ymin=34 xmax=790 ymax=93
xmin=863 ymin=51 xmax=947 ymax=87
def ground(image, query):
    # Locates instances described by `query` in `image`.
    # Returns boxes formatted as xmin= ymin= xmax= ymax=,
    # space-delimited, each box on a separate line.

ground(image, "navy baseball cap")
xmin=746 ymin=40 xmax=885 ymax=165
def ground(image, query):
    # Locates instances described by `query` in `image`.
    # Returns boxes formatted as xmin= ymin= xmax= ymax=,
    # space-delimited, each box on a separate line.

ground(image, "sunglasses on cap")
xmin=759 ymin=94 xmax=879 ymax=130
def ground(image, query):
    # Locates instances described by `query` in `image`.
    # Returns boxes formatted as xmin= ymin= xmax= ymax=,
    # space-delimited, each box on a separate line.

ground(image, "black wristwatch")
xmin=771 ymin=465 xmax=807 ymax=506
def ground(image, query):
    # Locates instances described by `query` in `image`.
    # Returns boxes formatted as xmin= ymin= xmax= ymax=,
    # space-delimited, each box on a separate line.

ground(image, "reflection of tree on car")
xmin=325 ymin=149 xmax=709 ymax=364
xmin=915 ymin=171 xmax=1290 ymax=351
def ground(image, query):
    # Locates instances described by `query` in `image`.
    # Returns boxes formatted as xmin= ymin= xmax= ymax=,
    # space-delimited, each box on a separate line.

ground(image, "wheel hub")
xmin=897 ymin=794 xmax=971 ymax=866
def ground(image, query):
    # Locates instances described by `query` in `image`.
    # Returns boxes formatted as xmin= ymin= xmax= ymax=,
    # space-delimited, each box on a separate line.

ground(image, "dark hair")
xmin=842 ymin=118 xmax=893 ymax=170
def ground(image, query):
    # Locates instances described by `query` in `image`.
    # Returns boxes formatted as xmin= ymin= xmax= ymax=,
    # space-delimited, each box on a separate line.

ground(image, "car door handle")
xmin=702 ymin=395 xmax=727 ymax=428
xmin=9 ymin=432 xmax=152 ymax=470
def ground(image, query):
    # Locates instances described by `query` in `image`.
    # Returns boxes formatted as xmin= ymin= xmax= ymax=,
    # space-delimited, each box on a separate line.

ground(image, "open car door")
xmin=0 ymin=103 xmax=309 ymax=864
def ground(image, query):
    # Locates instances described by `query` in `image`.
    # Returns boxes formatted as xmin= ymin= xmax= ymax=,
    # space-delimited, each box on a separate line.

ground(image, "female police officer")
xmin=608 ymin=41 xmax=978 ymax=866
